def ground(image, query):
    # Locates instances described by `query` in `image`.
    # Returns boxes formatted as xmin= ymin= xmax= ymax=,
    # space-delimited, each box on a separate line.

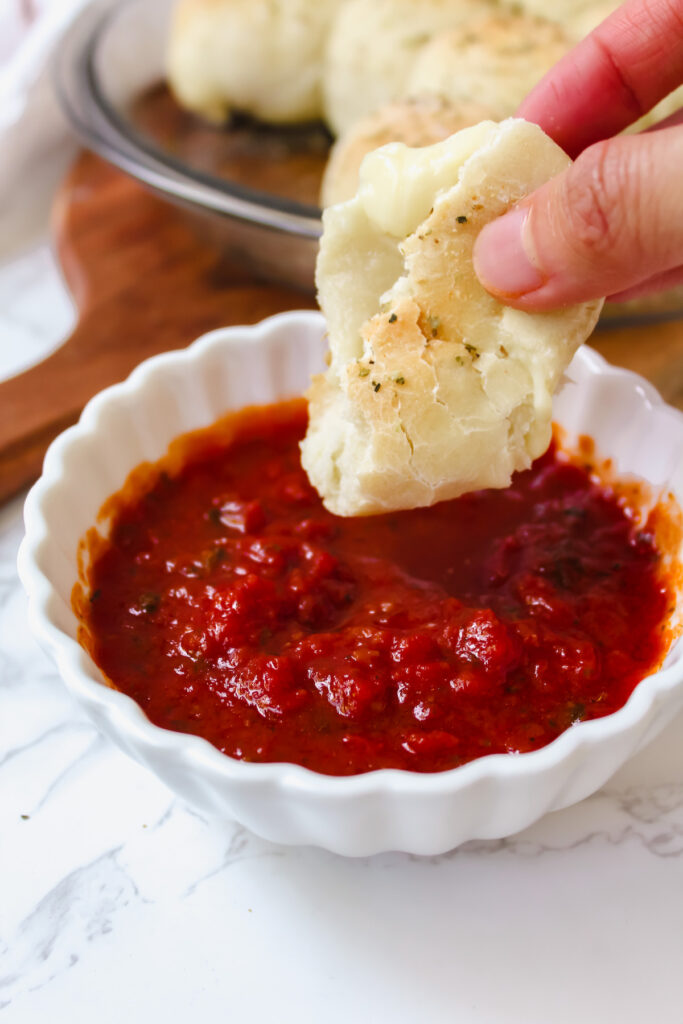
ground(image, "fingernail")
xmin=473 ymin=206 xmax=545 ymax=298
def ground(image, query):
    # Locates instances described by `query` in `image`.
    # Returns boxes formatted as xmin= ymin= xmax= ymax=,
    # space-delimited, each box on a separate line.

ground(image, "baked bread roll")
xmin=301 ymin=119 xmax=604 ymax=517
xmin=563 ymin=2 xmax=620 ymax=39
xmin=499 ymin=0 xmax=623 ymax=40
xmin=321 ymin=95 xmax=494 ymax=207
xmin=322 ymin=0 xmax=492 ymax=137
xmin=406 ymin=13 xmax=571 ymax=120
xmin=498 ymin=0 xmax=605 ymax=23
xmin=629 ymin=84 xmax=683 ymax=132
xmin=167 ymin=0 xmax=343 ymax=123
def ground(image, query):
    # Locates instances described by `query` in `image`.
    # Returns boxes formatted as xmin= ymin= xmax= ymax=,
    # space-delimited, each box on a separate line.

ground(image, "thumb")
xmin=473 ymin=125 xmax=683 ymax=310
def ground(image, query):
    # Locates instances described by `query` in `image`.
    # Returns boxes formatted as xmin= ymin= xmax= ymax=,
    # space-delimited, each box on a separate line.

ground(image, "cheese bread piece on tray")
xmin=301 ymin=119 xmax=603 ymax=517
xmin=322 ymin=0 xmax=492 ymax=136
xmin=167 ymin=0 xmax=344 ymax=123
xmin=406 ymin=13 xmax=571 ymax=121
xmin=498 ymin=0 xmax=610 ymax=24
xmin=321 ymin=96 xmax=494 ymax=207
xmin=564 ymin=2 xmax=620 ymax=39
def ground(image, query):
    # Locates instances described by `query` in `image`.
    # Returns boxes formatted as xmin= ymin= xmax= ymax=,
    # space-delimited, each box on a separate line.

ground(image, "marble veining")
xmin=2 ymin=246 xmax=683 ymax=1023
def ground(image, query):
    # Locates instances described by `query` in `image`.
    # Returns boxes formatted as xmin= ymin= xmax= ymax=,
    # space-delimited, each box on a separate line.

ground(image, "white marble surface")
xmin=2 ymin=245 xmax=683 ymax=1024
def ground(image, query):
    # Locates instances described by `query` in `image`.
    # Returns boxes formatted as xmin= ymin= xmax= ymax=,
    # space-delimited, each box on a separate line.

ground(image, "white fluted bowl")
xmin=18 ymin=310 xmax=683 ymax=856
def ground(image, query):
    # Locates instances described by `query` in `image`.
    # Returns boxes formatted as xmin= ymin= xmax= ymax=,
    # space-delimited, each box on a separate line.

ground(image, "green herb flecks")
xmin=138 ymin=592 xmax=161 ymax=615
xmin=568 ymin=701 xmax=586 ymax=724
xmin=204 ymin=546 xmax=227 ymax=571
xmin=563 ymin=506 xmax=587 ymax=520
xmin=208 ymin=506 xmax=222 ymax=526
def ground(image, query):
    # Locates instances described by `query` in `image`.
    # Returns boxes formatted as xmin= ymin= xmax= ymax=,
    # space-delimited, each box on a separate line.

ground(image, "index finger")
xmin=517 ymin=0 xmax=683 ymax=157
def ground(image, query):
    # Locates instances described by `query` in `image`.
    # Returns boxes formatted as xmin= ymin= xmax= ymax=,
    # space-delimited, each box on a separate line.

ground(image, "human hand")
xmin=473 ymin=0 xmax=683 ymax=309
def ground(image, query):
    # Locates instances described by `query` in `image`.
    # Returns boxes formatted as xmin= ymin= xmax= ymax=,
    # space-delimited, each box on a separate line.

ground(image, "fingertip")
xmin=473 ymin=207 xmax=545 ymax=300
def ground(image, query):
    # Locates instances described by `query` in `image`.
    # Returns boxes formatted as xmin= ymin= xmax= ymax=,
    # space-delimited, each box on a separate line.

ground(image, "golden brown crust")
xmin=406 ymin=13 xmax=571 ymax=119
xmin=322 ymin=0 xmax=492 ymax=136
xmin=562 ymin=2 xmax=620 ymax=39
xmin=321 ymin=95 xmax=495 ymax=207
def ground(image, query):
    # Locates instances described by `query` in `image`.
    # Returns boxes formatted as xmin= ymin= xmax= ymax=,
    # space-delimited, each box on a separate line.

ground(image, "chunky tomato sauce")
xmin=81 ymin=401 xmax=674 ymax=775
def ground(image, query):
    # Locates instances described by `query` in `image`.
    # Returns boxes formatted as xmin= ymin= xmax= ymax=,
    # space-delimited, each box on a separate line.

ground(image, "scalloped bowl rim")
xmin=17 ymin=310 xmax=683 ymax=806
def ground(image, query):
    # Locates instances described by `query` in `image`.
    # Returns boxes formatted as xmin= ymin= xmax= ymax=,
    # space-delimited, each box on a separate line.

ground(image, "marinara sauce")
xmin=82 ymin=401 xmax=674 ymax=775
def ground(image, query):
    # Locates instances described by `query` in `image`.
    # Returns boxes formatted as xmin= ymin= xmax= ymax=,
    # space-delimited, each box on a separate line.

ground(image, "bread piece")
xmin=321 ymin=95 xmax=494 ymax=207
xmin=322 ymin=0 xmax=492 ymax=137
xmin=406 ymin=14 xmax=571 ymax=120
xmin=628 ymin=84 xmax=683 ymax=132
xmin=498 ymin=0 xmax=621 ymax=39
xmin=498 ymin=0 xmax=601 ymax=23
xmin=564 ymin=2 xmax=620 ymax=39
xmin=301 ymin=119 xmax=604 ymax=516
xmin=167 ymin=0 xmax=343 ymax=123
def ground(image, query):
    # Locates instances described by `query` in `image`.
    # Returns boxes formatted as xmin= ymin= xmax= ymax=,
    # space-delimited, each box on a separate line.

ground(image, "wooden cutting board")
xmin=1 ymin=149 xmax=682 ymax=506
xmin=0 ymin=152 xmax=314 ymax=505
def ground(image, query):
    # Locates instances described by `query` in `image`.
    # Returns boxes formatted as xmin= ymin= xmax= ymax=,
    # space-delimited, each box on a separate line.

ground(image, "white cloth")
xmin=0 ymin=0 xmax=96 ymax=257
xmin=0 ymin=0 xmax=170 ymax=260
